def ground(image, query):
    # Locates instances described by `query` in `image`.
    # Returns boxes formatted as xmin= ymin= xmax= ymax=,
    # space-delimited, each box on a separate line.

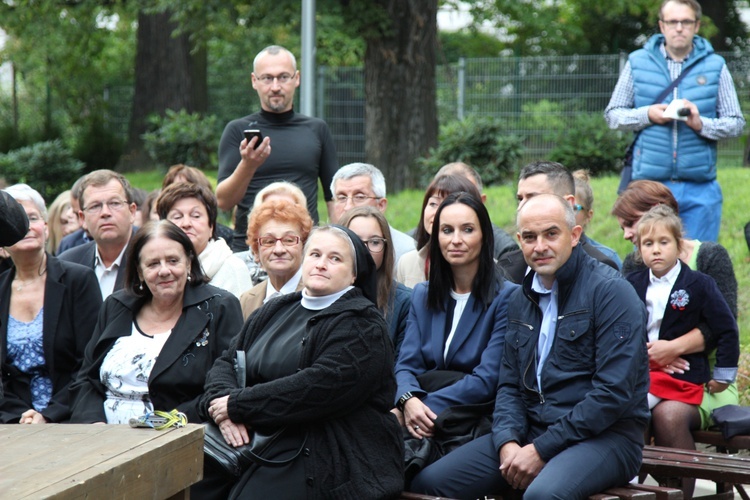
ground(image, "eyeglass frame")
xmin=361 ymin=237 xmax=388 ymax=253
xmin=257 ymin=235 xmax=301 ymax=248
xmin=255 ymin=73 xmax=296 ymax=86
xmin=82 ymin=199 xmax=130 ymax=215
xmin=660 ymin=19 xmax=698 ymax=29
xmin=333 ymin=194 xmax=381 ymax=205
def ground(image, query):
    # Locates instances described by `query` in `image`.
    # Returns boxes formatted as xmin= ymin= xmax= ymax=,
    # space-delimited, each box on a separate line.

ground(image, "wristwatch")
xmin=397 ymin=392 xmax=415 ymax=411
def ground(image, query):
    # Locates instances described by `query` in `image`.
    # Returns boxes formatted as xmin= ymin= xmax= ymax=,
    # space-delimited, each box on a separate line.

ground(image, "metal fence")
xmin=105 ymin=52 xmax=750 ymax=168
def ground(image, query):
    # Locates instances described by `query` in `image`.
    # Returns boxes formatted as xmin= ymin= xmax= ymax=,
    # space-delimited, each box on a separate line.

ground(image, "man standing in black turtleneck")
xmin=216 ymin=45 xmax=338 ymax=251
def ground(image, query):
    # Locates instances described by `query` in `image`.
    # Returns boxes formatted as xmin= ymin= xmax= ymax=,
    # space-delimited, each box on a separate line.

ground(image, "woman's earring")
xmin=138 ymin=281 xmax=144 ymax=291
xmin=187 ymin=275 xmax=192 ymax=282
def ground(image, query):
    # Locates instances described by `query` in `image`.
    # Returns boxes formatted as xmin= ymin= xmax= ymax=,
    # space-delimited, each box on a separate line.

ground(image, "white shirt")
xmin=645 ymin=261 xmax=682 ymax=343
xmin=94 ymin=244 xmax=128 ymax=300
xmin=444 ymin=290 xmax=471 ymax=361
xmin=264 ymin=268 xmax=303 ymax=304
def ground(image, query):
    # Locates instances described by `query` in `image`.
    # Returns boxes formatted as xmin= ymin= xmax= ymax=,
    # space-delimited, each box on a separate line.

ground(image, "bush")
xmin=73 ymin=116 xmax=124 ymax=173
xmin=141 ymin=109 xmax=221 ymax=170
xmin=0 ymin=140 xmax=84 ymax=202
xmin=547 ymin=113 xmax=631 ymax=176
xmin=417 ymin=116 xmax=525 ymax=186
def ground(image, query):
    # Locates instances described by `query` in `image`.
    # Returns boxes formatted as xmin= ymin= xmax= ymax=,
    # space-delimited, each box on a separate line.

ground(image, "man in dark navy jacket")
xmin=410 ymin=194 xmax=649 ymax=499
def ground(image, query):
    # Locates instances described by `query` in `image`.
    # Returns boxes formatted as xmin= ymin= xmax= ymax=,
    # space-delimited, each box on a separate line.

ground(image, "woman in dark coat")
xmin=70 ymin=220 xmax=242 ymax=424
xmin=0 ymin=184 xmax=101 ymax=422
xmin=200 ymin=225 xmax=404 ymax=499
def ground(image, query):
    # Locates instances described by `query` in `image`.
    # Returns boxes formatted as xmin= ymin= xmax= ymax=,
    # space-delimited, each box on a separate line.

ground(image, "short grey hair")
xmin=252 ymin=181 xmax=307 ymax=210
xmin=516 ymin=193 xmax=575 ymax=230
xmin=330 ymin=163 xmax=386 ymax=198
xmin=253 ymin=45 xmax=297 ymax=73
xmin=3 ymin=183 xmax=47 ymax=221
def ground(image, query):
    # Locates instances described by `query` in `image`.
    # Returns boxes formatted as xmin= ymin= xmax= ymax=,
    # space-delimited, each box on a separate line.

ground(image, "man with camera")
xmin=605 ymin=0 xmax=744 ymax=242
xmin=216 ymin=45 xmax=338 ymax=252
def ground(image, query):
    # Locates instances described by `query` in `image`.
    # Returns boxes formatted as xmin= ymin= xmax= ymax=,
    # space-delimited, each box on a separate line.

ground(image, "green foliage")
xmin=439 ymin=29 xmax=506 ymax=62
xmin=141 ymin=109 xmax=221 ymax=170
xmin=0 ymin=140 xmax=84 ymax=203
xmin=547 ymin=113 xmax=631 ymax=176
xmin=73 ymin=117 xmax=124 ymax=173
xmin=0 ymin=125 xmax=29 ymax=154
xmin=417 ymin=116 xmax=525 ymax=186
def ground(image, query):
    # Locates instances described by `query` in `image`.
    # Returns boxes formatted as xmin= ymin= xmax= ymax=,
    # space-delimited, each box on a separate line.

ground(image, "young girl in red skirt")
xmin=626 ymin=204 xmax=739 ymax=498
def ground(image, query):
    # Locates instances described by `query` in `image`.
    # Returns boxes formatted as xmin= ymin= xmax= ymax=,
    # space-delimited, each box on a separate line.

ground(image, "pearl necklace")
xmin=13 ymin=254 xmax=47 ymax=292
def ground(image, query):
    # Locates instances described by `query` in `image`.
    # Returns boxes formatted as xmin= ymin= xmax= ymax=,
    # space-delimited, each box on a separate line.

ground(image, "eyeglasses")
xmin=256 ymin=73 xmax=294 ymax=85
xmin=257 ymin=235 xmax=301 ymax=248
xmin=334 ymin=194 xmax=380 ymax=205
xmin=362 ymin=237 xmax=387 ymax=253
xmin=660 ymin=19 xmax=697 ymax=28
xmin=83 ymin=199 xmax=128 ymax=214
xmin=573 ymin=204 xmax=586 ymax=212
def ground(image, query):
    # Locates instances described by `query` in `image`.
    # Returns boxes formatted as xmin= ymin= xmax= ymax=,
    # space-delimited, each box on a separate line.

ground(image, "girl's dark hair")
xmin=427 ymin=191 xmax=499 ymax=311
xmin=125 ymin=220 xmax=207 ymax=298
xmin=415 ymin=175 xmax=481 ymax=250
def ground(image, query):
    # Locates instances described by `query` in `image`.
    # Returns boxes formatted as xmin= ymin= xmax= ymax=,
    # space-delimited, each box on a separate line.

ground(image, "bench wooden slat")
xmin=599 ymin=486 xmax=655 ymax=499
xmin=625 ymin=483 xmax=684 ymax=500
xmin=693 ymin=430 xmax=750 ymax=451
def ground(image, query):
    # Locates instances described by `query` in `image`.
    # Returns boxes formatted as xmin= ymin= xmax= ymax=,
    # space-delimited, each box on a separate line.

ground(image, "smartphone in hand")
xmin=243 ymin=129 xmax=263 ymax=150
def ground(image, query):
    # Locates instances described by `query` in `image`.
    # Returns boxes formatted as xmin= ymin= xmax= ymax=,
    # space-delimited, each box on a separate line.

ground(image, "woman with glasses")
xmin=393 ymin=192 xmax=518 ymax=482
xmin=0 ymin=184 xmax=102 ymax=423
xmin=339 ymin=206 xmax=412 ymax=359
xmin=239 ymin=198 xmax=313 ymax=319
xmin=156 ymin=183 xmax=252 ymax=298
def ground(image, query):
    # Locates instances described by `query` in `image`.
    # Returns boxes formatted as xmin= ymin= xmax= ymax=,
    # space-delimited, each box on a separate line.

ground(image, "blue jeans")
xmin=664 ymin=180 xmax=722 ymax=242
xmin=410 ymin=430 xmax=642 ymax=500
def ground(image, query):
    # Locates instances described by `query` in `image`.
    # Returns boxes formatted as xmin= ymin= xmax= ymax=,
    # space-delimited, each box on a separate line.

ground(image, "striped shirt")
xmin=605 ymin=42 xmax=745 ymax=141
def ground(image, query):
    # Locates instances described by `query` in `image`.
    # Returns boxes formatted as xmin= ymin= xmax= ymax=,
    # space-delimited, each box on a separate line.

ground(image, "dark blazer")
xmin=56 ymin=228 xmax=91 ymax=255
xmin=0 ymin=191 xmax=29 ymax=247
xmin=0 ymin=255 xmax=102 ymax=422
xmin=395 ymin=280 xmax=518 ymax=415
xmin=626 ymin=264 xmax=739 ymax=385
xmin=57 ymin=240 xmax=128 ymax=295
xmin=70 ymin=283 xmax=243 ymax=423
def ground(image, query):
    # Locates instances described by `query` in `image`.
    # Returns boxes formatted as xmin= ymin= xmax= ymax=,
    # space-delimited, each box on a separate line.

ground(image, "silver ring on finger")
xmin=414 ymin=425 xmax=420 ymax=431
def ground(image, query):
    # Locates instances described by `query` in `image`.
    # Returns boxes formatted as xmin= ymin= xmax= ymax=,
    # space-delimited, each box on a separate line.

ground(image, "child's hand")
xmin=707 ymin=380 xmax=729 ymax=394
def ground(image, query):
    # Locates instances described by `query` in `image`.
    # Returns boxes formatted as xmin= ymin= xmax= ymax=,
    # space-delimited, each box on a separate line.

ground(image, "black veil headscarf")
xmin=329 ymin=224 xmax=378 ymax=305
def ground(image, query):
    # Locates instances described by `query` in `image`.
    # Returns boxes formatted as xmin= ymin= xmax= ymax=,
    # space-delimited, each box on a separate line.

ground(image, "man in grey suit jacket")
xmin=58 ymin=170 xmax=136 ymax=299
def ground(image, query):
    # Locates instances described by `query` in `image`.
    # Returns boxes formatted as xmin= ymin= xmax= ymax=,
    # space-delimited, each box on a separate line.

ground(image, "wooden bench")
xmin=642 ymin=444 xmax=750 ymax=500
xmin=400 ymin=483 xmax=683 ymax=499
xmin=0 ymin=424 xmax=204 ymax=499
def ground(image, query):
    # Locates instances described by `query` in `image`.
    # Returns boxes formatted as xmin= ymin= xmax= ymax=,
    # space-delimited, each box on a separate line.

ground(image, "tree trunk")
xmin=121 ymin=9 xmax=207 ymax=170
xmin=363 ymin=0 xmax=438 ymax=191
xmin=699 ymin=0 xmax=730 ymax=51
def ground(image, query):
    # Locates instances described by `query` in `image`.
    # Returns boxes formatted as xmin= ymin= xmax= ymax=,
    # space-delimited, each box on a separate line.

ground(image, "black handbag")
xmin=711 ymin=405 xmax=750 ymax=440
xmin=202 ymin=350 xmax=306 ymax=476
xmin=617 ymin=64 xmax=696 ymax=195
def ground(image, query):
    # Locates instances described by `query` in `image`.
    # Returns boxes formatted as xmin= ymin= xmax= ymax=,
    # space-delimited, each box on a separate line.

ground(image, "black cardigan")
xmin=70 ymin=283 xmax=242 ymax=423
xmin=200 ymin=289 xmax=404 ymax=499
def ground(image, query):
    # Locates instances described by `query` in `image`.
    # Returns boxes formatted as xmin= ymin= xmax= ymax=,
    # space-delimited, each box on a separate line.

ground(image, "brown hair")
xmin=79 ymin=169 xmax=134 ymax=208
xmin=246 ymin=199 xmax=313 ymax=259
xmin=660 ymin=0 xmax=701 ymax=21
xmin=338 ymin=206 xmax=394 ymax=315
xmin=162 ymin=164 xmax=213 ymax=191
xmin=156 ymin=183 xmax=218 ymax=240
xmin=611 ymin=180 xmax=679 ymax=228
xmin=634 ymin=204 xmax=683 ymax=263
xmin=124 ymin=220 xmax=207 ymax=298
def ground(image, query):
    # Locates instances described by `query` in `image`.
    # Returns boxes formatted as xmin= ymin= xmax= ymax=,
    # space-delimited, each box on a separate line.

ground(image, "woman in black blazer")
xmin=0 ymin=184 xmax=102 ymax=423
xmin=70 ymin=220 xmax=243 ymax=424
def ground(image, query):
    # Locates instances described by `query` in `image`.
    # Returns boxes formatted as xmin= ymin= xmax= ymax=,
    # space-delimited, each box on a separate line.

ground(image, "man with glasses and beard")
xmin=216 ymin=45 xmax=338 ymax=251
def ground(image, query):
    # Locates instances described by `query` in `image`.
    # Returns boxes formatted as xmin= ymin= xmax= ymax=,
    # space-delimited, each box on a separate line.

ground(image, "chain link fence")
xmin=104 ymin=52 xmax=750 ymax=168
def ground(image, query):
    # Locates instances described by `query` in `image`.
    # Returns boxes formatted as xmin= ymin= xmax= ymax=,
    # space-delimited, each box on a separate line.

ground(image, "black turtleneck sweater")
xmin=218 ymin=109 xmax=338 ymax=251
